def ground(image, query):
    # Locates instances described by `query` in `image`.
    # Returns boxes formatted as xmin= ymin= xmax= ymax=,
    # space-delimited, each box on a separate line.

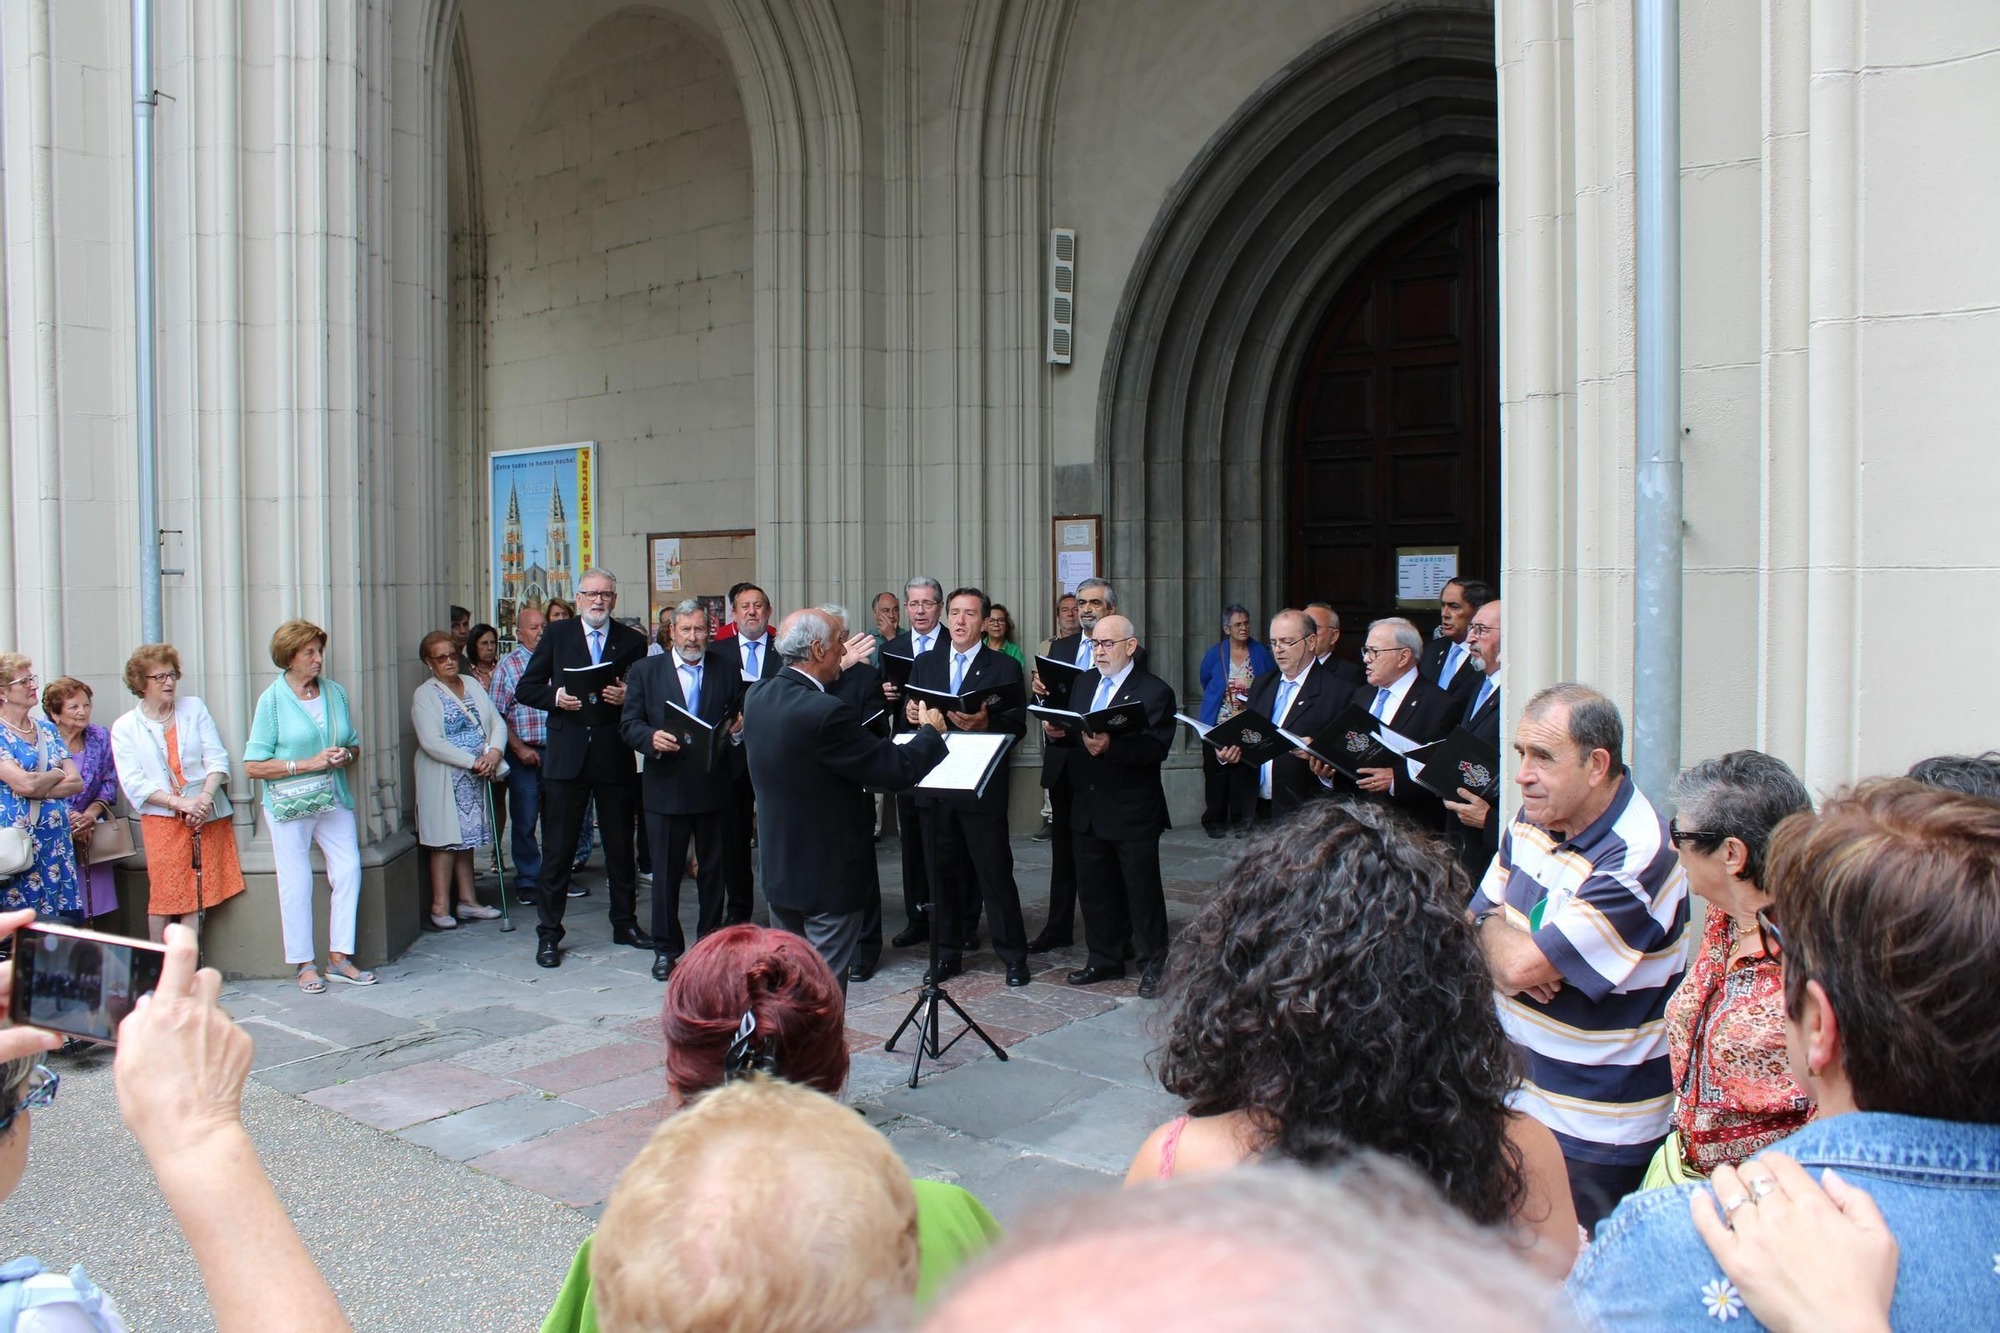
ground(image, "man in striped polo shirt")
xmin=1471 ymin=682 xmax=1689 ymax=1233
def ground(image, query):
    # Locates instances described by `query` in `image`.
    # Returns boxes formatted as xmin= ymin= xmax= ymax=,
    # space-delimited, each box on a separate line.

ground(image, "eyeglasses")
xmin=425 ymin=652 xmax=456 ymax=665
xmin=144 ymin=671 xmax=181 ymax=685
xmin=905 ymin=597 xmax=938 ymax=610
xmin=1359 ymin=646 xmax=1407 ymax=661
xmin=1268 ymin=635 xmax=1307 ymax=650
xmin=1466 ymin=623 xmax=1495 ymax=639
xmin=1667 ymin=818 xmax=1723 ymax=848
xmin=0 ymin=1065 xmax=59 ymax=1135
xmin=578 ymin=589 xmax=615 ymax=600
xmin=1086 ymin=636 xmax=1133 ymax=650
xmin=4 ymin=674 xmax=34 ymax=689
xmin=1755 ymin=905 xmax=1785 ymax=958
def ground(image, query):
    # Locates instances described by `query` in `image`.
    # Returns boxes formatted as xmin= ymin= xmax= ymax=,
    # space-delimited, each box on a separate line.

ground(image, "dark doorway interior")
xmin=1287 ymin=188 xmax=1500 ymax=661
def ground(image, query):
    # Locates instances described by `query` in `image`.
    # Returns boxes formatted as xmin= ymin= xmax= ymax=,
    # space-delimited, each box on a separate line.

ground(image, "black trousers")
xmin=644 ymin=808 xmax=727 ymax=961
xmin=854 ymin=808 xmax=885 ymax=971
xmin=1566 ymin=1152 xmax=1657 ymax=1236
xmin=1073 ymin=827 xmax=1166 ymax=970
xmin=895 ymin=792 xmax=930 ymax=933
xmin=1201 ymin=745 xmax=1257 ymax=831
xmin=538 ymin=776 xmax=639 ymax=944
xmin=722 ymin=773 xmax=757 ymax=923
xmin=923 ymin=805 xmax=1027 ymax=967
xmin=1039 ymin=771 xmax=1078 ymax=940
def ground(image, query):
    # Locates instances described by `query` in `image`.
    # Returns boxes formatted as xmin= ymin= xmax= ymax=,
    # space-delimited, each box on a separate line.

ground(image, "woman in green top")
xmin=239 ymin=620 xmax=371 ymax=993
xmin=983 ymin=603 xmax=1028 ymax=671
xmin=541 ymin=925 xmax=1002 ymax=1333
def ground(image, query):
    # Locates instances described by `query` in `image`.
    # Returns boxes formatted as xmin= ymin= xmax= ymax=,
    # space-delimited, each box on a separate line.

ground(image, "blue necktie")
xmin=682 ymin=664 xmax=701 ymax=716
xmin=1091 ymin=675 xmax=1115 ymax=713
xmin=1371 ymin=687 xmax=1391 ymax=720
xmin=1077 ymin=638 xmax=1093 ymax=669
xmin=1261 ymin=677 xmax=1299 ymax=800
xmin=589 ymin=629 xmax=603 ymax=665
xmin=1440 ymin=643 xmax=1464 ymax=688
xmin=1469 ymin=677 xmax=1495 ymax=722
xmin=746 ymin=641 xmax=760 ymax=677
xmin=952 ymin=651 xmax=969 ymax=695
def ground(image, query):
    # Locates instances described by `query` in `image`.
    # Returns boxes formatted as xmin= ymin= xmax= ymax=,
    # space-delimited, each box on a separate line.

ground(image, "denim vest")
xmin=1566 ymin=1112 xmax=2000 ymax=1330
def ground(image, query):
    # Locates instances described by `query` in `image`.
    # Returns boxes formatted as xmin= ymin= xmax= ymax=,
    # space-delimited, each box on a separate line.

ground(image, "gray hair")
xmin=774 ymin=610 xmax=834 ymax=665
xmin=1076 ymin=577 xmax=1116 ymax=609
xmin=1219 ymin=603 xmax=1251 ymax=632
xmin=923 ymin=1157 xmax=1563 ymax=1332
xmin=814 ymin=602 xmax=850 ymax=628
xmin=903 ymin=576 xmax=943 ymax=602
xmin=1369 ymin=617 xmax=1424 ymax=657
xmin=670 ymin=598 xmax=705 ymax=622
xmin=1522 ymin=682 xmax=1627 ymax=777
xmin=1671 ymin=751 xmax=1814 ymax=883
xmin=578 ymin=567 xmax=617 ymax=588
xmin=1306 ymin=600 xmax=1339 ymax=631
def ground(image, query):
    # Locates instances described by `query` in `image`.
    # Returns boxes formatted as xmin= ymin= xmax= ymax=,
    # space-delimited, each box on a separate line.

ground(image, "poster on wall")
xmin=646 ymin=531 xmax=755 ymax=635
xmin=490 ymin=442 xmax=598 ymax=647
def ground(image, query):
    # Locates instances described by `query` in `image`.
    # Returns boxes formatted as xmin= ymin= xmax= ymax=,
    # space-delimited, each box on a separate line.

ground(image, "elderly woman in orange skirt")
xmin=108 ymin=645 xmax=245 ymax=938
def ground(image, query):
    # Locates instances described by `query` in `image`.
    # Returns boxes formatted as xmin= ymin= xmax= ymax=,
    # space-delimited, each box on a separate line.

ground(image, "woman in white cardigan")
xmin=411 ymin=630 xmax=508 ymax=930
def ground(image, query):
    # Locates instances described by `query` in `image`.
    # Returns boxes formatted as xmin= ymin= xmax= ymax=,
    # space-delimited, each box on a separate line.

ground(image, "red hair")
xmin=662 ymin=925 xmax=849 ymax=1098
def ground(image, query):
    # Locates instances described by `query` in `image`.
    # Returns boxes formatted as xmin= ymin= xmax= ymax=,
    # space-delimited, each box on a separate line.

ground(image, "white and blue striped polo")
xmin=1473 ymin=776 xmax=1690 ymax=1165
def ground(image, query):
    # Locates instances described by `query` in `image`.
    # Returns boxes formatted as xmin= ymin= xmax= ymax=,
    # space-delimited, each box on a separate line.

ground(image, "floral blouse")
xmin=1663 ymin=907 xmax=1815 ymax=1174
xmin=1218 ymin=651 xmax=1256 ymax=722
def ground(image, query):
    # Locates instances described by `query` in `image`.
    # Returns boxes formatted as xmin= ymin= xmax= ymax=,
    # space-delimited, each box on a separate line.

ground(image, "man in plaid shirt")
xmin=492 ymin=605 xmax=549 ymax=898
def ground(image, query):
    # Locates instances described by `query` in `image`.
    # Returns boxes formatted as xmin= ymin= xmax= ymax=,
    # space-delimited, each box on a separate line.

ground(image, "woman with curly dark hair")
xmin=1126 ymin=797 xmax=1580 ymax=1277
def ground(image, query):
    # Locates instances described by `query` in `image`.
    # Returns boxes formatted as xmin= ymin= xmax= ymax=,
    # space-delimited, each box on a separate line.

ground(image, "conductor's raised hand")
xmin=919 ymin=705 xmax=948 ymax=734
xmin=0 ymin=909 xmax=62 ymax=1064
xmin=840 ymin=632 xmax=877 ymax=670
xmin=114 ymin=923 xmax=254 ymax=1169
xmin=650 ymin=729 xmax=682 ymax=754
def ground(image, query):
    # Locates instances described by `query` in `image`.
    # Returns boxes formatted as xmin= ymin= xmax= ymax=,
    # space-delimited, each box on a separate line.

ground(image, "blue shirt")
xmin=1568 ymin=1112 xmax=2000 ymax=1330
xmin=1473 ymin=776 xmax=1689 ymax=1164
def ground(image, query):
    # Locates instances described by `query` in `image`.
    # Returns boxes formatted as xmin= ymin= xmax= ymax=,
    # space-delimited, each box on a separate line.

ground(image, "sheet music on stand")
xmin=891 ymin=731 xmax=1015 ymax=800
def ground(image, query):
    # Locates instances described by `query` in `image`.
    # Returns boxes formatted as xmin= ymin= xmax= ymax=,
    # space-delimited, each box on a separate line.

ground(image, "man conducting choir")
xmin=742 ymin=610 xmax=950 ymax=993
xmin=1040 ymin=613 xmax=1176 ymax=998
xmin=620 ymin=599 xmax=746 ymax=982
xmin=902 ymin=587 xmax=1032 ymax=988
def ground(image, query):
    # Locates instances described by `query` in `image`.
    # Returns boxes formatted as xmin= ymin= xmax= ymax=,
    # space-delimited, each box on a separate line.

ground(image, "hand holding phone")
xmin=114 ymin=923 xmax=253 ymax=1166
xmin=8 ymin=919 xmax=167 ymax=1045
xmin=0 ymin=909 xmax=62 ymax=1063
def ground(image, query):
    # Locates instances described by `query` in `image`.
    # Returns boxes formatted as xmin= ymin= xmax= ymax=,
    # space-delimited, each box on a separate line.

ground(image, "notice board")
xmin=647 ymin=530 xmax=756 ymax=638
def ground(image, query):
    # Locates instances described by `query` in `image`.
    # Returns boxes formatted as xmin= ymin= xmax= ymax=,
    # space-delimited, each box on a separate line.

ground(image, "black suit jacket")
xmin=620 ymin=648 xmax=746 ymax=815
xmin=742 ymin=668 xmax=949 ymax=915
xmin=1241 ymin=660 xmax=1346 ymax=813
xmin=880 ymin=626 xmax=949 ymax=733
xmin=516 ymin=618 xmax=650 ymax=783
xmin=1313 ymin=654 xmax=1366 ymax=697
xmin=1447 ymin=673 xmax=1503 ymax=868
xmin=1420 ymin=636 xmax=1482 ymax=708
xmin=829 ymin=659 xmax=886 ymax=722
xmin=1036 ymin=632 xmax=1148 ymax=785
xmin=907 ymin=642 xmax=1026 ymax=816
xmin=1346 ymin=671 xmax=1461 ymax=816
xmin=1052 ymin=665 xmax=1175 ymax=840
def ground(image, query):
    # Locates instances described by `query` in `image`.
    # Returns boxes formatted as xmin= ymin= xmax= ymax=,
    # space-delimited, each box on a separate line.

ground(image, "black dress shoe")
xmin=650 ymin=954 xmax=675 ymax=982
xmin=536 ymin=941 xmax=561 ymax=968
xmin=1137 ymin=962 xmax=1165 ymax=999
xmin=891 ymin=924 xmax=929 ymax=948
xmin=1027 ymin=932 xmax=1073 ymax=954
xmin=848 ymin=961 xmax=876 ymax=984
xmin=566 ymin=883 xmax=589 ymax=899
xmin=1006 ymin=962 xmax=1031 ymax=987
xmin=1067 ymin=964 xmax=1125 ymax=986
xmin=612 ymin=926 xmax=656 ymax=950
xmin=925 ymin=956 xmax=963 ymax=985
xmin=1205 ymin=827 xmax=1227 ymax=840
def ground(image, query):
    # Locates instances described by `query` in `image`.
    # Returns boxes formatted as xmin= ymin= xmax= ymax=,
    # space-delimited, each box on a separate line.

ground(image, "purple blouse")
xmin=62 ymin=723 xmax=119 ymax=815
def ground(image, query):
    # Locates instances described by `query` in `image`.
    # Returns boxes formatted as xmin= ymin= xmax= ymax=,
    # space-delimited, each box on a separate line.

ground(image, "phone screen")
xmin=10 ymin=924 xmax=167 ymax=1044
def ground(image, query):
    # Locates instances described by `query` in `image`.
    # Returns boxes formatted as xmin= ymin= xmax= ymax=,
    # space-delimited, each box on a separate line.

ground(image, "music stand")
xmin=882 ymin=743 xmax=1009 ymax=1088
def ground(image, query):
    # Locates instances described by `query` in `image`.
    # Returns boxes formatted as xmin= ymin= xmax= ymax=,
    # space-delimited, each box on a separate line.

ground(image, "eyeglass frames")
xmin=1667 ymin=817 xmax=1724 ymax=847
xmin=0 ymin=1065 xmax=59 ymax=1135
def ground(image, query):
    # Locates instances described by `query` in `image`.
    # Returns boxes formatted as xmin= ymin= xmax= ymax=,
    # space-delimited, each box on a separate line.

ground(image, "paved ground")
xmin=2 ymin=827 xmax=1233 ymax=1331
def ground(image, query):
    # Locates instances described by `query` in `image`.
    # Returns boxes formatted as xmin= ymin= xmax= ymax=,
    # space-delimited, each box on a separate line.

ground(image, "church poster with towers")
xmin=489 ymin=442 xmax=597 ymax=646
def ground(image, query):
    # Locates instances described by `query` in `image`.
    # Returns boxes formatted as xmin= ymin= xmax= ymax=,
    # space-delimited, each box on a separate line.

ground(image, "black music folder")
xmin=561 ymin=661 xmax=624 ymax=727
xmin=1175 ymin=709 xmax=1294 ymax=766
xmin=1033 ymin=654 xmax=1088 ymax=700
xmin=1029 ymin=699 xmax=1149 ymax=736
xmin=660 ymin=700 xmax=735 ymax=772
xmin=879 ymin=651 xmax=917 ymax=689
xmin=1314 ymin=704 xmax=1398 ymax=779
xmin=902 ymin=679 xmax=1026 ymax=717
xmin=1405 ymin=727 xmax=1502 ymax=803
xmin=891 ymin=732 xmax=1015 ymax=800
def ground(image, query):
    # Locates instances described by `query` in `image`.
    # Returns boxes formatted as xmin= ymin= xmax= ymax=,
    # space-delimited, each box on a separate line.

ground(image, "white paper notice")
xmin=1061 ymin=522 xmax=1093 ymax=547
xmin=1056 ymin=550 xmax=1096 ymax=594
xmin=894 ymin=732 xmax=1013 ymax=793
xmin=1396 ymin=552 xmax=1457 ymax=601
xmin=653 ymin=538 xmax=682 ymax=592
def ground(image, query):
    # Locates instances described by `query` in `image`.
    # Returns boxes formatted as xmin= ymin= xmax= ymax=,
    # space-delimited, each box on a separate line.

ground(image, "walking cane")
xmin=484 ymin=782 xmax=515 ymax=932
xmin=190 ymin=808 xmax=206 ymax=966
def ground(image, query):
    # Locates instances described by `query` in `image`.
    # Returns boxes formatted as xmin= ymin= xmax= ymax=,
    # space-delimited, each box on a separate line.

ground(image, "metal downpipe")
xmin=133 ymin=0 xmax=162 ymax=644
xmin=1633 ymin=0 xmax=1683 ymax=807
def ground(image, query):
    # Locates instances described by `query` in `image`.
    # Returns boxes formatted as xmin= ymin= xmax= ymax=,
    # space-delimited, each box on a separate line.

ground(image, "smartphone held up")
xmin=8 ymin=921 xmax=167 ymax=1044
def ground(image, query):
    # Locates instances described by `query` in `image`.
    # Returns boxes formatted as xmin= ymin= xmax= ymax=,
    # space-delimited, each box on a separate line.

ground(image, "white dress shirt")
xmin=1089 ymin=658 xmax=1135 ymax=711
xmin=739 ymin=633 xmax=773 ymax=681
xmin=785 ymin=665 xmax=825 ymax=692
xmin=1259 ymin=661 xmax=1314 ymax=800
xmin=1370 ymin=666 xmax=1420 ymax=729
xmin=908 ymin=626 xmax=941 ymax=658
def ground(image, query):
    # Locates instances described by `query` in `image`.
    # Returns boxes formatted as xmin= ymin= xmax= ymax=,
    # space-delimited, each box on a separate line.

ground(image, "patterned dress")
xmin=433 ymin=683 xmax=492 ymax=852
xmin=0 ymin=717 xmax=84 ymax=917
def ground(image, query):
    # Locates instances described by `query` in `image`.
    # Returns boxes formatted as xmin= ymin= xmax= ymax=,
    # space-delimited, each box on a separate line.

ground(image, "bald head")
xmin=1089 ymin=614 xmax=1138 ymax=676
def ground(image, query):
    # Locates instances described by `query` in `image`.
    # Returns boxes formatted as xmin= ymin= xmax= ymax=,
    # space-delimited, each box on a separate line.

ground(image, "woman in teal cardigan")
xmin=239 ymin=620 xmax=371 ymax=993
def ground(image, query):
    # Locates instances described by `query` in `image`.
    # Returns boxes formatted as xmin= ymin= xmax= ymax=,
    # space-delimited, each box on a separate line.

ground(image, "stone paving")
xmin=222 ymin=826 xmax=1235 ymax=1225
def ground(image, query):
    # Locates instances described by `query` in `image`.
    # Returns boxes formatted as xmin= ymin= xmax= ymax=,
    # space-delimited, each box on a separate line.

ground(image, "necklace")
xmin=0 ymin=712 xmax=34 ymax=739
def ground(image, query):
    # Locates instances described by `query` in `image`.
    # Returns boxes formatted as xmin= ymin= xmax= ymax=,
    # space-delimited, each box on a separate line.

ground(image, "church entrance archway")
xmin=1287 ymin=187 xmax=1498 ymax=654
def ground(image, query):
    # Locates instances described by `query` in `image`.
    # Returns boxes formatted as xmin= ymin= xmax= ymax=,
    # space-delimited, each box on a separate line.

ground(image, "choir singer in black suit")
xmin=743 ymin=609 xmax=950 ymax=994
xmin=903 ymin=587 xmax=1031 ymax=988
xmin=1212 ymin=609 xmax=1344 ymax=820
xmin=1347 ymin=616 xmax=1460 ymax=821
xmin=515 ymin=568 xmax=654 ymax=968
xmin=620 ymin=598 xmax=747 ymax=982
xmin=1442 ymin=598 xmax=1503 ymax=880
xmin=1041 ymin=613 xmax=1176 ymax=998
xmin=720 ymin=583 xmax=782 ymax=925
xmin=877 ymin=576 xmax=947 ymax=949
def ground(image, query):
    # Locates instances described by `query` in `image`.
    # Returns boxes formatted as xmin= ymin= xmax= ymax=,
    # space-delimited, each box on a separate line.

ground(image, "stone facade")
xmin=1 ymin=0 xmax=1994 ymax=971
